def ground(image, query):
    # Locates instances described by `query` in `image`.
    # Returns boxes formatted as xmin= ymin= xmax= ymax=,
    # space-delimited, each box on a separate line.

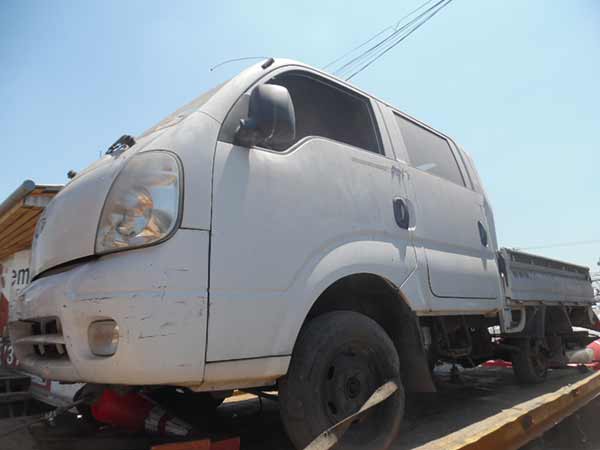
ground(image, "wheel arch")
xmin=293 ymin=272 xmax=436 ymax=393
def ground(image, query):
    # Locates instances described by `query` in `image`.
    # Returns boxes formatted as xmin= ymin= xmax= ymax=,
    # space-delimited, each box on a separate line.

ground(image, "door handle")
xmin=478 ymin=221 xmax=488 ymax=247
xmin=393 ymin=198 xmax=410 ymax=230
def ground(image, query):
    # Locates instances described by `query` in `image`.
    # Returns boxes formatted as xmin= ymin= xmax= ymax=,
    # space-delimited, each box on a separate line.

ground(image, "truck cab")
xmin=8 ymin=58 xmax=596 ymax=449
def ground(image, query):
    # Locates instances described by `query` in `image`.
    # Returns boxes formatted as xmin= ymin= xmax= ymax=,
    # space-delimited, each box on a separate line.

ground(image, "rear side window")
xmin=395 ymin=114 xmax=465 ymax=186
xmin=268 ymin=72 xmax=382 ymax=154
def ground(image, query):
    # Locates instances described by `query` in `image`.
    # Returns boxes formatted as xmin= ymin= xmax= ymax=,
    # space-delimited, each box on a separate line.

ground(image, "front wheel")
xmin=512 ymin=338 xmax=548 ymax=384
xmin=279 ymin=311 xmax=405 ymax=450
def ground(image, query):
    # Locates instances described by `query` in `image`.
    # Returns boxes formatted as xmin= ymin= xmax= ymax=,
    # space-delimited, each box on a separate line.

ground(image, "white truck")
xmin=8 ymin=58 xmax=596 ymax=449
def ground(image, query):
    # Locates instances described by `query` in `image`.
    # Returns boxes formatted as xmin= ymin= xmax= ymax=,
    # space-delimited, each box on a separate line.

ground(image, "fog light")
xmin=88 ymin=320 xmax=119 ymax=356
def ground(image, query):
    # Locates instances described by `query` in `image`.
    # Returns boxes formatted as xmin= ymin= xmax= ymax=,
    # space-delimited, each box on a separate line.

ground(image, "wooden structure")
xmin=0 ymin=180 xmax=62 ymax=262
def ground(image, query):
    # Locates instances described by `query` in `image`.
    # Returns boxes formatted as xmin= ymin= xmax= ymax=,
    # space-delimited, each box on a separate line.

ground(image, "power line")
xmin=333 ymin=0 xmax=449 ymax=79
xmin=515 ymin=240 xmax=600 ymax=251
xmin=324 ymin=0 xmax=454 ymax=81
xmin=346 ymin=0 xmax=454 ymax=81
xmin=323 ymin=27 xmax=396 ymax=71
xmin=322 ymin=0 xmax=437 ymax=71
xmin=333 ymin=0 xmax=441 ymax=75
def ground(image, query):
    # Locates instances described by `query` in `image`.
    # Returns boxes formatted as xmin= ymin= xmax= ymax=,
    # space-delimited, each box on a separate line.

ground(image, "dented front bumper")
xmin=8 ymin=229 xmax=209 ymax=385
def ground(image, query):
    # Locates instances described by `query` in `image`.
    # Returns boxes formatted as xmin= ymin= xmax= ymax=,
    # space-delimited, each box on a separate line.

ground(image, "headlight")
xmin=95 ymin=151 xmax=181 ymax=254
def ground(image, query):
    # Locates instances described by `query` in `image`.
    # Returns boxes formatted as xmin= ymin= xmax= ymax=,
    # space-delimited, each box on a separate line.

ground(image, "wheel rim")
xmin=530 ymin=340 xmax=548 ymax=377
xmin=321 ymin=342 xmax=382 ymax=429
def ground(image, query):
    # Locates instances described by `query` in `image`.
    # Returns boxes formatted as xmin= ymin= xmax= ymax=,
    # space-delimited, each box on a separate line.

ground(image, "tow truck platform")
xmin=2 ymin=365 xmax=600 ymax=450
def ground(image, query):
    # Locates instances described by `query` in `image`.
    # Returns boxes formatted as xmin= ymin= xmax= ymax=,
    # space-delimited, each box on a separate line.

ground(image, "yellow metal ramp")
xmin=392 ymin=367 xmax=600 ymax=450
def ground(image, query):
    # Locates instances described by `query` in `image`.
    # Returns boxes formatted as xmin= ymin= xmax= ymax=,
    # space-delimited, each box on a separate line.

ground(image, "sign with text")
xmin=0 ymin=249 xmax=31 ymax=337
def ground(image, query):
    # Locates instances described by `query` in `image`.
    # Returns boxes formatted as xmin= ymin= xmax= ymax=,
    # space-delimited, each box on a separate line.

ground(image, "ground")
xmin=1 ymin=366 xmax=599 ymax=450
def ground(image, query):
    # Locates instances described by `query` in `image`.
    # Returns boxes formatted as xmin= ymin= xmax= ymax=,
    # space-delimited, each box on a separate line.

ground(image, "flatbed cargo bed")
xmin=3 ymin=366 xmax=600 ymax=450
xmin=500 ymin=248 xmax=594 ymax=305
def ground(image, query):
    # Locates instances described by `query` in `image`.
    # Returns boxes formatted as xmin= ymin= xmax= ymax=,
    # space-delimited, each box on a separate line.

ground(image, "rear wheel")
xmin=512 ymin=338 xmax=548 ymax=384
xmin=279 ymin=311 xmax=405 ymax=450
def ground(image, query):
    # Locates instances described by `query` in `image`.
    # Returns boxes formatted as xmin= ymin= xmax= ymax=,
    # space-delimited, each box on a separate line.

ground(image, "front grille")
xmin=16 ymin=317 xmax=68 ymax=360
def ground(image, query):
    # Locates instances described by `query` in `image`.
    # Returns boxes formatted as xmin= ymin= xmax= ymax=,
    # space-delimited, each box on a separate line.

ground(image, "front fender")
xmin=275 ymin=239 xmax=421 ymax=358
xmin=206 ymin=238 xmax=420 ymax=362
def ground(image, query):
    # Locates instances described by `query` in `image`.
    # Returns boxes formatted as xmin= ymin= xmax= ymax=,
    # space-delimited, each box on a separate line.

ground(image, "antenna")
xmin=210 ymin=56 xmax=272 ymax=72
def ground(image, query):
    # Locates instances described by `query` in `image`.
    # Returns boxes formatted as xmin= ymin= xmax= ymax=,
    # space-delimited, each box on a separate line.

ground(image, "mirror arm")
xmin=234 ymin=118 xmax=260 ymax=148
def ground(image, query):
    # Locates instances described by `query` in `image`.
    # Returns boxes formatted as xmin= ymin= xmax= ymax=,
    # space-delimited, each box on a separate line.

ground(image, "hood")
xmin=31 ymin=110 xmax=220 ymax=278
xmin=31 ymin=133 xmax=163 ymax=277
xmin=31 ymin=158 xmax=116 ymax=277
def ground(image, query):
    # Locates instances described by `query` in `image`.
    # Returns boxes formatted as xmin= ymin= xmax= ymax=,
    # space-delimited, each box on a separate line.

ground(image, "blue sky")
xmin=1 ymin=0 xmax=599 ymax=270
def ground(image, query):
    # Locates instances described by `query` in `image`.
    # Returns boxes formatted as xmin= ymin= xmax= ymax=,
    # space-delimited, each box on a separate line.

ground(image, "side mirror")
xmin=234 ymin=84 xmax=296 ymax=150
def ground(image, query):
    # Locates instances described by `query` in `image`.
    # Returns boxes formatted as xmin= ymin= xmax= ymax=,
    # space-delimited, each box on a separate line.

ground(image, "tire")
xmin=279 ymin=311 xmax=405 ymax=450
xmin=512 ymin=338 xmax=548 ymax=384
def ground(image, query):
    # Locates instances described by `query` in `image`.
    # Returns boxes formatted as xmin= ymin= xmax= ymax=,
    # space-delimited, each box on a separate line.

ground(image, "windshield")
xmin=140 ymin=81 xmax=226 ymax=137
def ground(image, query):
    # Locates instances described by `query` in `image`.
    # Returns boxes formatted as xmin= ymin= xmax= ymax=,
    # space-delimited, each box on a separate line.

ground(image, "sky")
xmin=1 ymin=0 xmax=599 ymax=271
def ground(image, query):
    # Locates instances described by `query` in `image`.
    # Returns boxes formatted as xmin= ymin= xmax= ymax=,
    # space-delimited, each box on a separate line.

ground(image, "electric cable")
xmin=322 ymin=0 xmax=437 ymax=70
xmin=333 ymin=0 xmax=449 ymax=78
xmin=344 ymin=0 xmax=455 ymax=81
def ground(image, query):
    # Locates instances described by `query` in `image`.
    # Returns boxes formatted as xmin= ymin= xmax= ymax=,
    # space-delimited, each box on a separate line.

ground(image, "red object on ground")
xmin=91 ymin=389 xmax=154 ymax=431
xmin=483 ymin=339 xmax=600 ymax=371
xmin=91 ymin=388 xmax=194 ymax=437
xmin=212 ymin=438 xmax=241 ymax=450
xmin=150 ymin=437 xmax=240 ymax=450
xmin=482 ymin=359 xmax=513 ymax=368
xmin=587 ymin=339 xmax=600 ymax=360
xmin=151 ymin=440 xmax=211 ymax=450
xmin=588 ymin=361 xmax=600 ymax=371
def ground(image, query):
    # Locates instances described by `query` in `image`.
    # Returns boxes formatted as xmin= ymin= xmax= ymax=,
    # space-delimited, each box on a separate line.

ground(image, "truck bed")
xmin=500 ymin=248 xmax=594 ymax=306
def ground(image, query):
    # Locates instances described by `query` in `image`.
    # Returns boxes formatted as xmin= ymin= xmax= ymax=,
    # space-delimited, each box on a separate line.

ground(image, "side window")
xmin=394 ymin=113 xmax=465 ymax=186
xmin=267 ymin=72 xmax=382 ymax=154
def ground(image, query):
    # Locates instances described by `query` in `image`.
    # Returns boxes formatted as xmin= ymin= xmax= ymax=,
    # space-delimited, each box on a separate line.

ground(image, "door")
xmin=207 ymin=70 xmax=417 ymax=360
xmin=392 ymin=112 xmax=499 ymax=300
